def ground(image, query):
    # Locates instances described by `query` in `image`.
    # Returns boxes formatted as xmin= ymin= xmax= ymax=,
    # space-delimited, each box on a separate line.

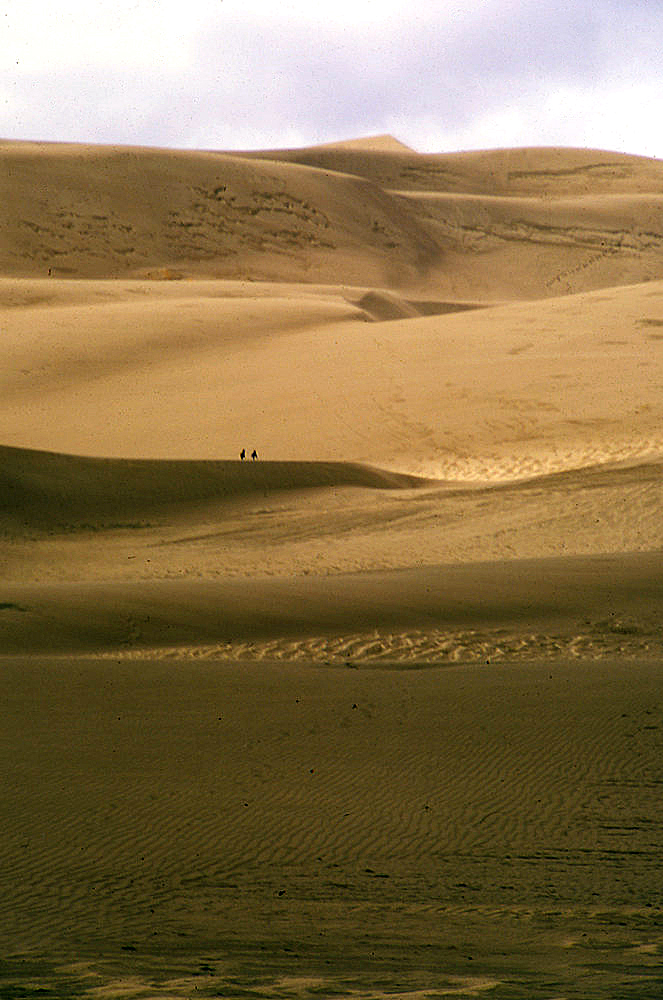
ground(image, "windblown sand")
xmin=1 ymin=136 xmax=663 ymax=997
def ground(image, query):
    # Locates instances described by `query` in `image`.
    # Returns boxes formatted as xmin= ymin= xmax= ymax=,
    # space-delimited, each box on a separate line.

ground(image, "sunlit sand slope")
xmin=398 ymin=190 xmax=663 ymax=298
xmin=0 ymin=140 xmax=439 ymax=286
xmin=2 ymin=276 xmax=663 ymax=473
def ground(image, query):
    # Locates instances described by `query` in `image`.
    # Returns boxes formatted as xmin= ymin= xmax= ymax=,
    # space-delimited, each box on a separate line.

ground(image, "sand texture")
xmin=2 ymin=137 xmax=663 ymax=997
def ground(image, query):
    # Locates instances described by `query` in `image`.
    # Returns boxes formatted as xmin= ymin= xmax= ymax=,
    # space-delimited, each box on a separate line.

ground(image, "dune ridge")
xmin=0 ymin=444 xmax=428 ymax=521
xmin=0 ymin=139 xmax=441 ymax=287
xmin=4 ymin=444 xmax=663 ymax=595
xmin=244 ymin=140 xmax=663 ymax=195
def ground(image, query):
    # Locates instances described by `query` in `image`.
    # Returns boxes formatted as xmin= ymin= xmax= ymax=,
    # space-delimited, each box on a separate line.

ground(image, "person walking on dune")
xmin=251 ymin=449 xmax=258 ymax=461
xmin=240 ymin=448 xmax=246 ymax=460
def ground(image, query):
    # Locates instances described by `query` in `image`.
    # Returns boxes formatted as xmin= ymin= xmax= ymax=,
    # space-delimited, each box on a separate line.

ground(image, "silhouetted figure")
xmin=251 ymin=449 xmax=258 ymax=461
xmin=240 ymin=448 xmax=246 ymax=461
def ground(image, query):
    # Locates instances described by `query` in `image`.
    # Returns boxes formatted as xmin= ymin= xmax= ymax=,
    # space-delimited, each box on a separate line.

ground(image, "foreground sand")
xmin=2 ymin=656 xmax=663 ymax=999
xmin=2 ymin=137 xmax=663 ymax=997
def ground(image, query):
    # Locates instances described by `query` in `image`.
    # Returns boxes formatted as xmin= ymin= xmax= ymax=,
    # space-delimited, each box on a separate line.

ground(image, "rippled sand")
xmin=2 ymin=656 xmax=663 ymax=998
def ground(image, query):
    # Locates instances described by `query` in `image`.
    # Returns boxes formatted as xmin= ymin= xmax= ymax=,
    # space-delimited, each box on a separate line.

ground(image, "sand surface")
xmin=2 ymin=655 xmax=663 ymax=999
xmin=2 ymin=137 xmax=663 ymax=997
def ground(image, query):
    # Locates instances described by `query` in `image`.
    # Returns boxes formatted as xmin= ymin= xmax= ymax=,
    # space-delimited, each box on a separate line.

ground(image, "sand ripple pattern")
xmin=3 ymin=655 xmax=663 ymax=999
xmin=109 ymin=622 xmax=663 ymax=664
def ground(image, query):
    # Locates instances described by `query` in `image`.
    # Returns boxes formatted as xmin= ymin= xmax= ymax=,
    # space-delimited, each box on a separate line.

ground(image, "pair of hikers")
xmin=240 ymin=449 xmax=258 ymax=461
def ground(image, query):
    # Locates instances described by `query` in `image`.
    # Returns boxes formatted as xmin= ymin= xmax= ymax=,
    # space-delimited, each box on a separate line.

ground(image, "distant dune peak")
xmin=313 ymin=134 xmax=416 ymax=153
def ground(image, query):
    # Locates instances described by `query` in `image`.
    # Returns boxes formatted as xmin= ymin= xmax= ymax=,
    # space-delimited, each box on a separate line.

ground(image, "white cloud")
xmin=2 ymin=0 xmax=663 ymax=157
xmin=541 ymin=82 xmax=663 ymax=159
xmin=402 ymin=80 xmax=663 ymax=158
xmin=2 ymin=0 xmax=194 ymax=72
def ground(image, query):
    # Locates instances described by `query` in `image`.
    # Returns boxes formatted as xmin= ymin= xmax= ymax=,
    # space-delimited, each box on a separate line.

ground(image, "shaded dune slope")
xmin=0 ymin=445 xmax=429 ymax=521
xmin=4 ymin=138 xmax=663 ymax=294
xmin=4 ymin=444 xmax=662 ymax=523
xmin=354 ymin=288 xmax=489 ymax=320
xmin=2 ymin=550 xmax=662 ymax=656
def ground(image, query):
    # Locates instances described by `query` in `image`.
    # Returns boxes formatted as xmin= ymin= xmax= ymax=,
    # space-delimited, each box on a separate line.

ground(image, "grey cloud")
xmin=184 ymin=0 xmax=663 ymax=146
xmin=183 ymin=0 xmax=663 ymax=143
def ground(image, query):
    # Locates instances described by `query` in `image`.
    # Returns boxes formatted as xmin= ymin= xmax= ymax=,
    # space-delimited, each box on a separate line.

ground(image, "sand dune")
xmin=0 ymin=139 xmax=441 ymax=287
xmin=4 ymin=138 xmax=663 ymax=296
xmin=2 ymin=136 xmax=663 ymax=998
xmin=397 ymin=190 xmax=663 ymax=297
xmin=2 ymin=275 xmax=663 ymax=470
xmin=4 ymin=446 xmax=663 ymax=587
xmin=245 ymin=141 xmax=663 ymax=196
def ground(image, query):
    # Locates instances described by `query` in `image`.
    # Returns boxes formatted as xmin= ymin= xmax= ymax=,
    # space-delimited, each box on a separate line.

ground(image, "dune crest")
xmin=0 ymin=444 xmax=429 ymax=521
xmin=288 ymin=133 xmax=416 ymax=153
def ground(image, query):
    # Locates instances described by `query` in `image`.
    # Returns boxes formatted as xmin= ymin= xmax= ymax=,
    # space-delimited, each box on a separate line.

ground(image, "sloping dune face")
xmin=0 ymin=140 xmax=440 ymax=287
xmin=2 ymin=277 xmax=663 ymax=476
xmin=238 ymin=142 xmax=663 ymax=297
xmin=4 ymin=138 xmax=663 ymax=296
xmin=3 ymin=138 xmax=663 ymax=999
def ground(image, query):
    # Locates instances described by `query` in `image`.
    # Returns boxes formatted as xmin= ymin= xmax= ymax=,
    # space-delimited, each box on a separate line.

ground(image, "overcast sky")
xmin=2 ymin=0 xmax=662 ymax=157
